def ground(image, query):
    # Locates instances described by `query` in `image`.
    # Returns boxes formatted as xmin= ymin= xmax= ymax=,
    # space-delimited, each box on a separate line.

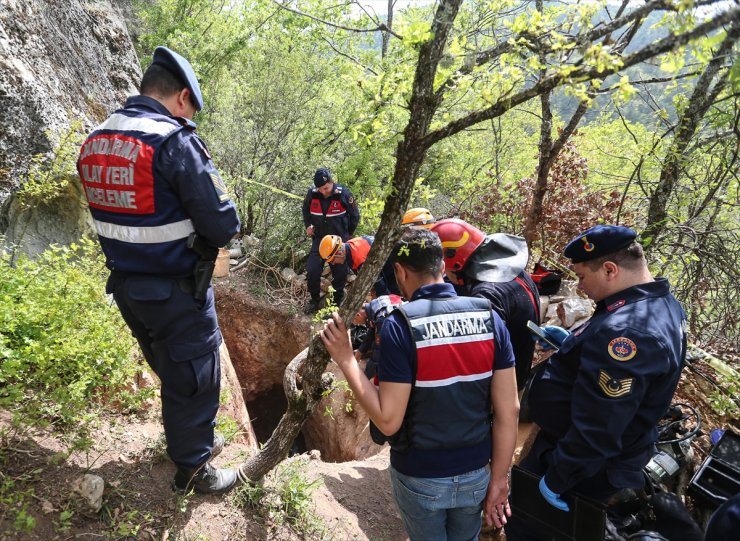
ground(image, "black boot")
xmin=172 ymin=462 xmax=238 ymax=495
xmin=211 ymin=433 xmax=224 ymax=459
xmin=303 ymin=298 xmax=320 ymax=314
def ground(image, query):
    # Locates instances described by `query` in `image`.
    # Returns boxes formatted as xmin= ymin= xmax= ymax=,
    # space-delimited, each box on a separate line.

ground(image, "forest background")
xmin=132 ymin=0 xmax=738 ymax=349
xmin=1 ymin=0 xmax=738 ymax=537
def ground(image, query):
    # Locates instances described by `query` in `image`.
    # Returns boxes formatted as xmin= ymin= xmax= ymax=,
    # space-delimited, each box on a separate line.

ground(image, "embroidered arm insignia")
xmin=598 ymin=369 xmax=633 ymax=398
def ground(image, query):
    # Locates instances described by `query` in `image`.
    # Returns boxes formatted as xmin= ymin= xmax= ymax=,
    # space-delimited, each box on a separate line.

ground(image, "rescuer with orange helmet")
xmin=319 ymin=234 xmax=398 ymax=304
xmin=431 ymin=218 xmax=540 ymax=390
xmin=402 ymin=207 xmax=436 ymax=228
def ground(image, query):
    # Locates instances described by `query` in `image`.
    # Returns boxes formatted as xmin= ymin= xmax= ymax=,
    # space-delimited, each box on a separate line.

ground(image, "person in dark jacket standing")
xmin=505 ymin=225 xmax=687 ymax=541
xmin=320 ymin=227 xmax=519 ymax=540
xmin=432 ymin=219 xmax=540 ymax=390
xmin=77 ymin=46 xmax=240 ymax=495
xmin=302 ymin=168 xmax=359 ymax=314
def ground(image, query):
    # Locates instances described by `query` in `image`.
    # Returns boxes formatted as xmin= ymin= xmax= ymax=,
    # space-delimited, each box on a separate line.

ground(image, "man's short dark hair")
xmin=391 ymin=227 xmax=443 ymax=277
xmin=140 ymin=63 xmax=188 ymax=100
xmin=585 ymin=242 xmax=646 ymax=271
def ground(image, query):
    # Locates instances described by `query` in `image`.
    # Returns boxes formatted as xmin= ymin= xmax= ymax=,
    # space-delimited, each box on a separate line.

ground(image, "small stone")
xmin=41 ymin=499 xmax=55 ymax=514
xmin=557 ymin=297 xmax=594 ymax=328
xmin=71 ymin=473 xmax=105 ymax=514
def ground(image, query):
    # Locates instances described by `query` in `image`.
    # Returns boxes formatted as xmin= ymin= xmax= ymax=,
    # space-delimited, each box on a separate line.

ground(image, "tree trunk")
xmin=381 ymin=0 xmax=394 ymax=59
xmin=236 ymin=0 xmax=464 ymax=483
xmin=643 ymin=23 xmax=740 ymax=252
xmin=523 ymin=0 xmax=632 ymax=248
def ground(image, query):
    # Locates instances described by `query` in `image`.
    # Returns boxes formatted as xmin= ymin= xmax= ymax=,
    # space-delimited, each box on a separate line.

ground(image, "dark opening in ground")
xmin=245 ymin=384 xmax=307 ymax=454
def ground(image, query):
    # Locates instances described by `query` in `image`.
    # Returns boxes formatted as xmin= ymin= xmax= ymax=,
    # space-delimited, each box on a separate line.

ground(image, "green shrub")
xmin=231 ymin=457 xmax=325 ymax=536
xmin=0 ymin=238 xmax=140 ymax=447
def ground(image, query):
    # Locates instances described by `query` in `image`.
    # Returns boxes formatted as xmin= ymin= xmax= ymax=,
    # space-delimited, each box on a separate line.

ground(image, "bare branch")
xmin=643 ymin=19 xmax=740 ymax=249
xmin=270 ymin=0 xmax=403 ymax=40
xmin=421 ymin=6 xmax=740 ymax=149
xmin=320 ymin=36 xmax=378 ymax=75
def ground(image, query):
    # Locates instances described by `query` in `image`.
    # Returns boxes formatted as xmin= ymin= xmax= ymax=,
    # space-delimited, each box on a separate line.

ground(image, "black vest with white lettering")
xmin=396 ymin=296 xmax=495 ymax=450
xmin=77 ymin=109 xmax=195 ymax=276
xmin=307 ymin=187 xmax=351 ymax=239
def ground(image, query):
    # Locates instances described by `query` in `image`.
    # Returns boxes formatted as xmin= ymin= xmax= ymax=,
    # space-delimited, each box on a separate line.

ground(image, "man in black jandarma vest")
xmin=321 ymin=227 xmax=519 ymax=540
xmin=301 ymin=168 xmax=360 ymax=314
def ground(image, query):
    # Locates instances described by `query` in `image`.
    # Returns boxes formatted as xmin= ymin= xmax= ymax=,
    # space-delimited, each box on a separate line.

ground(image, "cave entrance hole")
xmin=215 ymin=283 xmax=380 ymax=463
xmin=245 ymin=385 xmax=307 ymax=454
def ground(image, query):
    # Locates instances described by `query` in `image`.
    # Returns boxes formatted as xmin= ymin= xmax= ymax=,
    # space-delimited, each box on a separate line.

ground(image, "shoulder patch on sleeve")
xmin=209 ymin=171 xmax=230 ymax=202
xmin=598 ymin=369 xmax=633 ymax=398
xmin=608 ymin=337 xmax=637 ymax=361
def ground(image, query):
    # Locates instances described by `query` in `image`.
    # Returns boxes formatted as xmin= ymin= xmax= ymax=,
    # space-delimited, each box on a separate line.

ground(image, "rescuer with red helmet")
xmin=431 ymin=218 xmax=540 ymax=390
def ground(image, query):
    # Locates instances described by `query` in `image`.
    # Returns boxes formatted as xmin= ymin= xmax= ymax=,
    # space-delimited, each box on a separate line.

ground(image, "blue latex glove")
xmin=539 ymin=476 xmax=570 ymax=512
xmin=536 ymin=325 xmax=570 ymax=350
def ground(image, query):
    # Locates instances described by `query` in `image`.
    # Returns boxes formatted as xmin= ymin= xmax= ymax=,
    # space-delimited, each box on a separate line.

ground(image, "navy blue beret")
xmin=563 ymin=225 xmax=637 ymax=263
xmin=314 ymin=168 xmax=333 ymax=187
xmin=152 ymin=46 xmax=204 ymax=111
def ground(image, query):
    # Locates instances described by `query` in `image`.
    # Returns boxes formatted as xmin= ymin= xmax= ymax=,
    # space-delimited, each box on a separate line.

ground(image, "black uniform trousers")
xmin=506 ymin=432 xmax=625 ymax=541
xmin=109 ymin=273 xmax=221 ymax=469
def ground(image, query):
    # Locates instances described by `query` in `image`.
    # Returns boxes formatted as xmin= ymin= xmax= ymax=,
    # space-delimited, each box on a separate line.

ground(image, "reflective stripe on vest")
xmin=77 ymin=108 xmax=198 ymax=275
xmin=93 ymin=113 xmax=180 ymax=137
xmin=309 ymin=190 xmax=347 ymax=217
xmin=94 ymin=218 xmax=194 ymax=244
xmin=398 ymin=296 xmax=494 ymax=450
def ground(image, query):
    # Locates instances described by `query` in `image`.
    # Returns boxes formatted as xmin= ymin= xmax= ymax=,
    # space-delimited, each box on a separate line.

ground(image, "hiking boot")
xmin=172 ymin=462 xmax=238 ymax=495
xmin=211 ymin=433 xmax=224 ymax=460
xmin=303 ymin=298 xmax=320 ymax=314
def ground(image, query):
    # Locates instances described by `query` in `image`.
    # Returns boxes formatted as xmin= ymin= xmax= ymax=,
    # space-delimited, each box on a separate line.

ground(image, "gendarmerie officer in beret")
xmin=505 ymin=225 xmax=687 ymax=541
xmin=77 ymin=47 xmax=240 ymax=494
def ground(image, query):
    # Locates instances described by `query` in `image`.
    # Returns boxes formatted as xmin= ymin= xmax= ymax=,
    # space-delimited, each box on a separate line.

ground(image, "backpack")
xmin=529 ymin=261 xmax=563 ymax=296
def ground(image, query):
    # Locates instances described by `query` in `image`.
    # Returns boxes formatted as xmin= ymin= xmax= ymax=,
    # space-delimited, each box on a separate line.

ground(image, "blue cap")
xmin=563 ymin=225 xmax=637 ymax=263
xmin=152 ymin=46 xmax=203 ymax=111
xmin=313 ymin=168 xmax=333 ymax=187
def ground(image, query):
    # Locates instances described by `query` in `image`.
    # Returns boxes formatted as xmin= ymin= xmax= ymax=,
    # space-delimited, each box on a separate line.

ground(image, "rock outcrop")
xmin=0 ymin=0 xmax=140 ymax=255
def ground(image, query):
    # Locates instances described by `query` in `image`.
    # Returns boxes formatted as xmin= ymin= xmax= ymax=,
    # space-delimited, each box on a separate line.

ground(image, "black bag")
xmin=530 ymin=261 xmax=563 ymax=296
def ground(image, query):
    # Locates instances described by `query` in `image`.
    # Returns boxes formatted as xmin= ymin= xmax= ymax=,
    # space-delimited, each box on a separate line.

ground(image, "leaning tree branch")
xmin=435 ymin=0 xmax=677 ymax=102
xmin=420 ymin=6 xmax=740 ymax=149
xmin=320 ymin=36 xmax=378 ymax=75
xmin=234 ymin=0 xmax=465 ymax=484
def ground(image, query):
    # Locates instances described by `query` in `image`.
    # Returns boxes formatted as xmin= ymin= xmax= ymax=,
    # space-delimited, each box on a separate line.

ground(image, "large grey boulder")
xmin=0 ymin=0 xmax=140 ymax=255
